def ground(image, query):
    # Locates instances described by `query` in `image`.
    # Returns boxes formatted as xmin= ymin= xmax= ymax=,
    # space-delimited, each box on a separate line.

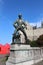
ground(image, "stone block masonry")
xmin=6 ymin=44 xmax=43 ymax=65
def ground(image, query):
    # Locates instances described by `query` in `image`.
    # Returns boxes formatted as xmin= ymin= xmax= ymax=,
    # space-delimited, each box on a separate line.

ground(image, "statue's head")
xmin=18 ymin=14 xmax=22 ymax=19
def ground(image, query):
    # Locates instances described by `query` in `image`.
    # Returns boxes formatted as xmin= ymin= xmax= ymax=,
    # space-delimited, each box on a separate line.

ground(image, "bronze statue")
xmin=12 ymin=14 xmax=28 ymax=44
xmin=13 ymin=14 xmax=27 ymax=32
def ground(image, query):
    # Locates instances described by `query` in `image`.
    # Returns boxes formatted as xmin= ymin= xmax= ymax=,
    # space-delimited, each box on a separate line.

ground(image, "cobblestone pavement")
xmin=33 ymin=60 xmax=43 ymax=65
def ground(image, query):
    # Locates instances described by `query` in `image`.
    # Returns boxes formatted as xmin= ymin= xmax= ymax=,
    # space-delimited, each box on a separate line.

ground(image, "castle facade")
xmin=19 ymin=22 xmax=43 ymax=43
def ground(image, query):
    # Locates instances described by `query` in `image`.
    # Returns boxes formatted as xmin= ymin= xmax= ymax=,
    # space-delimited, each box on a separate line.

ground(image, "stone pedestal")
xmin=6 ymin=44 xmax=34 ymax=65
xmin=6 ymin=44 xmax=43 ymax=65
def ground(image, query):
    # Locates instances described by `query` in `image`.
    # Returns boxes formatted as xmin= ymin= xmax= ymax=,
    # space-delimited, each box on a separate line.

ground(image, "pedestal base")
xmin=6 ymin=44 xmax=34 ymax=65
xmin=6 ymin=60 xmax=34 ymax=65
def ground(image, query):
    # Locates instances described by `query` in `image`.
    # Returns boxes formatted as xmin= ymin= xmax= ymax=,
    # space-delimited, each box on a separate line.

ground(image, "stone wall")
xmin=33 ymin=28 xmax=43 ymax=40
xmin=19 ymin=22 xmax=43 ymax=42
xmin=6 ymin=44 xmax=43 ymax=65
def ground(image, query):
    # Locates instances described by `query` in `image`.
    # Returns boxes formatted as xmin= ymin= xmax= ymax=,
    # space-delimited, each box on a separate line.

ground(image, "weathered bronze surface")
xmin=12 ymin=14 xmax=29 ymax=44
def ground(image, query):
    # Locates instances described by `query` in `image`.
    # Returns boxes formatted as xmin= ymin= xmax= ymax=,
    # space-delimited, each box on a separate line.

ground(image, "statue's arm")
xmin=13 ymin=21 xmax=17 ymax=28
xmin=22 ymin=22 xmax=27 ymax=26
xmin=22 ymin=22 xmax=27 ymax=29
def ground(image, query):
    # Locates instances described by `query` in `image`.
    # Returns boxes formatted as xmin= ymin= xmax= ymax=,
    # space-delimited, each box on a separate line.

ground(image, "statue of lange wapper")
xmin=11 ymin=14 xmax=29 ymax=44
xmin=6 ymin=14 xmax=30 ymax=65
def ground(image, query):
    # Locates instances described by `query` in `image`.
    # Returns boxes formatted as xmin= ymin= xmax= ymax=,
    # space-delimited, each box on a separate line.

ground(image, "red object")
xmin=0 ymin=43 xmax=10 ymax=55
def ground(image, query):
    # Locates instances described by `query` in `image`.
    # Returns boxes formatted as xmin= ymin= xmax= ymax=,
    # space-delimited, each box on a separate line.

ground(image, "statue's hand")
xmin=23 ymin=26 xmax=27 ymax=29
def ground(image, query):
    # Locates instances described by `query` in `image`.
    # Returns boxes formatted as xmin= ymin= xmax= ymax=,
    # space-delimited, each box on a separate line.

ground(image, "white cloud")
xmin=30 ymin=19 xmax=43 ymax=27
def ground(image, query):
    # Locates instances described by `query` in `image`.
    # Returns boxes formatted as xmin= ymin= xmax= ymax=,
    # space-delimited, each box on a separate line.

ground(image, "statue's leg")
xmin=14 ymin=26 xmax=21 ymax=34
xmin=21 ymin=29 xmax=28 ymax=43
xmin=12 ymin=29 xmax=18 ymax=43
xmin=12 ymin=36 xmax=14 ymax=43
xmin=16 ymin=28 xmax=28 ymax=43
xmin=22 ymin=29 xmax=29 ymax=44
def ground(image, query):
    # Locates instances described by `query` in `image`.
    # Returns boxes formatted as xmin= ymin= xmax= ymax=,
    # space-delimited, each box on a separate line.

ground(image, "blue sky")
xmin=0 ymin=0 xmax=43 ymax=44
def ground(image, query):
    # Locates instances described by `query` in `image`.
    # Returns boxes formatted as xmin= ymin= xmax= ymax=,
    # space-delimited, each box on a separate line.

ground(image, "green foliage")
xmin=30 ymin=41 xmax=38 ymax=47
xmin=36 ymin=34 xmax=43 ymax=47
xmin=5 ymin=56 xmax=9 ymax=61
xmin=30 ymin=34 xmax=43 ymax=47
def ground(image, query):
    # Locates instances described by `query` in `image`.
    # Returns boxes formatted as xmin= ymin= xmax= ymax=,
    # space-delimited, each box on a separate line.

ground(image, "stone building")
xmin=19 ymin=21 xmax=43 ymax=43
